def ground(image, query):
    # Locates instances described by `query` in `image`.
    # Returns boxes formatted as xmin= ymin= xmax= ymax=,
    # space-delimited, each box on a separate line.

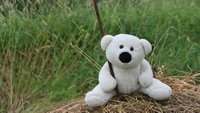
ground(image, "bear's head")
xmin=101 ymin=34 xmax=152 ymax=68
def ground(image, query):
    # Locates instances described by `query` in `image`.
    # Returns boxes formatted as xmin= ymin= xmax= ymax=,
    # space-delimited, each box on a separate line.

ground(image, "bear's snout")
xmin=119 ymin=52 xmax=132 ymax=63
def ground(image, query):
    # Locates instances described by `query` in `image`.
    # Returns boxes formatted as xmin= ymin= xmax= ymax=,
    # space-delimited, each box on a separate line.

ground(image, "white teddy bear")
xmin=85 ymin=34 xmax=172 ymax=107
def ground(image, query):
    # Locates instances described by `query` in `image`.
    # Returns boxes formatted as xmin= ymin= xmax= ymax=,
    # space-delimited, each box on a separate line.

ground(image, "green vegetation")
xmin=0 ymin=0 xmax=199 ymax=112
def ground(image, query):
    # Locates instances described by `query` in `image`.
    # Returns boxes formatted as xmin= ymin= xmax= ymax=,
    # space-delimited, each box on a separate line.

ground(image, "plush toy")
xmin=85 ymin=34 xmax=172 ymax=107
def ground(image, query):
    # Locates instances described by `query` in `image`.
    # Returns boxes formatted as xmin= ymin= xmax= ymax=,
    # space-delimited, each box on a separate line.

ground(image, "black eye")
xmin=130 ymin=47 xmax=134 ymax=51
xmin=119 ymin=45 xmax=124 ymax=49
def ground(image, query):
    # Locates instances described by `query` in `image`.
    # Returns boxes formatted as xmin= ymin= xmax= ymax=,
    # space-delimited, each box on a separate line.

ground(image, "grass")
xmin=0 ymin=0 xmax=200 ymax=112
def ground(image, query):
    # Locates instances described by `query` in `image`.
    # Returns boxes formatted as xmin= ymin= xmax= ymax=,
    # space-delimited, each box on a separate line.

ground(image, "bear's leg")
xmin=85 ymin=84 xmax=116 ymax=107
xmin=139 ymin=78 xmax=172 ymax=100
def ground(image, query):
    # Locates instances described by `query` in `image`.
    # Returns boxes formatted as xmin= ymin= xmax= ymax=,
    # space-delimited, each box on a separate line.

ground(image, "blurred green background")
xmin=0 ymin=0 xmax=199 ymax=112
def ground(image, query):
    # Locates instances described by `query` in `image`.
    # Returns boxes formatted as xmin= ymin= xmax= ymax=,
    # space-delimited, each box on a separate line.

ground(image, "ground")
xmin=47 ymin=73 xmax=200 ymax=113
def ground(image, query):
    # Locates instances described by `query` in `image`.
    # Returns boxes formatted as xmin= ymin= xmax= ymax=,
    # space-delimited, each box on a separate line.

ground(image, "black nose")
xmin=119 ymin=52 xmax=132 ymax=63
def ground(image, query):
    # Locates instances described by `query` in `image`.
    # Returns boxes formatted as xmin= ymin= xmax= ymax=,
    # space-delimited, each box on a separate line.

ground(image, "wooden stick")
xmin=92 ymin=0 xmax=119 ymax=97
xmin=92 ymin=0 xmax=104 ymax=37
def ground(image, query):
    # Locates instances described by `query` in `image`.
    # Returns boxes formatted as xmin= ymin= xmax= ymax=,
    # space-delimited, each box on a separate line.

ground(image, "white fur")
xmin=85 ymin=34 xmax=172 ymax=107
xmin=140 ymin=39 xmax=152 ymax=55
xmin=101 ymin=35 xmax=113 ymax=51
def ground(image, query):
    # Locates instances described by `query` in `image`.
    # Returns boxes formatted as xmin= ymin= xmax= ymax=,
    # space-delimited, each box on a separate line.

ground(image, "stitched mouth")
xmin=119 ymin=52 xmax=132 ymax=63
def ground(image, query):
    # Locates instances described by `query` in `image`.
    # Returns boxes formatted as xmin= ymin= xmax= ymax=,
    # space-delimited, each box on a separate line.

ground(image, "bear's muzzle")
xmin=119 ymin=52 xmax=132 ymax=63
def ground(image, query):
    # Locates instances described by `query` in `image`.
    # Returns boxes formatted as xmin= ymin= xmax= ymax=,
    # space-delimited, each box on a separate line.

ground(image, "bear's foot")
xmin=85 ymin=92 xmax=108 ymax=107
xmin=149 ymin=88 xmax=172 ymax=100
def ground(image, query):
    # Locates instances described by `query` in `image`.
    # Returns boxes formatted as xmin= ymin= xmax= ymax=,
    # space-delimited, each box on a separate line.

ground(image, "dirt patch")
xmin=47 ymin=73 xmax=200 ymax=113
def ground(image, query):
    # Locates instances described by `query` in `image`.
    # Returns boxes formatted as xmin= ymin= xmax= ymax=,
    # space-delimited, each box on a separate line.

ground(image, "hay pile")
xmin=48 ymin=72 xmax=200 ymax=113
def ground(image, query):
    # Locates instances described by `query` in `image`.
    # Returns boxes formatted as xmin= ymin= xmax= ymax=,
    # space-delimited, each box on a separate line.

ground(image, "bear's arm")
xmin=99 ymin=62 xmax=117 ymax=92
xmin=139 ymin=59 xmax=153 ymax=87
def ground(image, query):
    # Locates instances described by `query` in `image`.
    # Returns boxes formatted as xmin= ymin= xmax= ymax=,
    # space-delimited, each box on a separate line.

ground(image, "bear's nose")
xmin=119 ymin=52 xmax=132 ymax=63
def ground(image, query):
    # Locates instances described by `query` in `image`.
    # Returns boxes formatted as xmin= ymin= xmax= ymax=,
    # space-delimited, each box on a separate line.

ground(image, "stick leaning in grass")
xmin=92 ymin=0 xmax=119 ymax=96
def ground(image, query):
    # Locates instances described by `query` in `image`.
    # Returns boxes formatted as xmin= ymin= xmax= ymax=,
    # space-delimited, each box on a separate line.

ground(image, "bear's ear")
xmin=101 ymin=35 xmax=113 ymax=50
xmin=140 ymin=39 xmax=152 ymax=55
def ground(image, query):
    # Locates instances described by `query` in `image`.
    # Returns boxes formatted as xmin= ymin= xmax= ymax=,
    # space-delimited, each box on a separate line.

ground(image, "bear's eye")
xmin=130 ymin=47 xmax=134 ymax=51
xmin=119 ymin=45 xmax=124 ymax=49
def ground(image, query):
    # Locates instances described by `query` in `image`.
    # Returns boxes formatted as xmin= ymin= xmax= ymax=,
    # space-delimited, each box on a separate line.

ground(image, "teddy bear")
xmin=85 ymin=34 xmax=172 ymax=107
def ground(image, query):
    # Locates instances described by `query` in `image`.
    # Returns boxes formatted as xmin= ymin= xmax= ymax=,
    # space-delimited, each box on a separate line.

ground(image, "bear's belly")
xmin=114 ymin=67 xmax=141 ymax=94
xmin=117 ymin=76 xmax=141 ymax=94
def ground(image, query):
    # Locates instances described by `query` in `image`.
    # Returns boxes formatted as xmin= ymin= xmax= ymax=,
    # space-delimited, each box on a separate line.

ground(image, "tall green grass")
xmin=0 ymin=0 xmax=200 ymax=112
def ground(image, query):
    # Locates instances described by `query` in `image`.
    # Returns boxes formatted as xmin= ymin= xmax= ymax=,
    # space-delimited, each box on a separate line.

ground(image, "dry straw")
xmin=47 ymin=71 xmax=200 ymax=113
